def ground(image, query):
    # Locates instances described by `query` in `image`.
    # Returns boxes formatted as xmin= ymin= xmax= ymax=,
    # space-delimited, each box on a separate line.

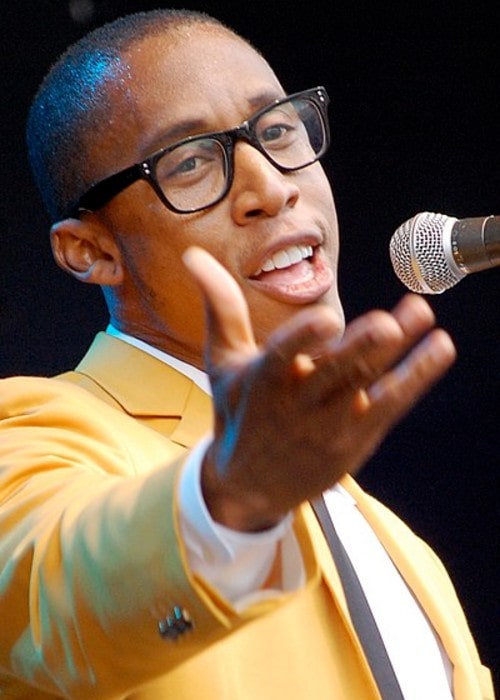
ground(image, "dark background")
xmin=1 ymin=0 xmax=498 ymax=689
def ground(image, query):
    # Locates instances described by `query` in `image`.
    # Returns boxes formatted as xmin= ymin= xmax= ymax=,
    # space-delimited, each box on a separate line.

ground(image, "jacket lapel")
xmin=340 ymin=475 xmax=482 ymax=693
xmin=62 ymin=332 xmax=213 ymax=448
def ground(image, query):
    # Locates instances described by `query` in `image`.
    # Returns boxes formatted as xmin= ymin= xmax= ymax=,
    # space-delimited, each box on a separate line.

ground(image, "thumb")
xmin=182 ymin=246 xmax=257 ymax=368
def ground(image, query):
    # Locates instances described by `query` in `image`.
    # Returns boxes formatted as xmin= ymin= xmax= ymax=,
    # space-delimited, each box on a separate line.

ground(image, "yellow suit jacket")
xmin=0 ymin=333 xmax=494 ymax=700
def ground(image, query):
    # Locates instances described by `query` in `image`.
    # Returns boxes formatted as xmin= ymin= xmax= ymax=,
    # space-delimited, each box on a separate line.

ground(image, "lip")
xmin=247 ymin=243 xmax=334 ymax=304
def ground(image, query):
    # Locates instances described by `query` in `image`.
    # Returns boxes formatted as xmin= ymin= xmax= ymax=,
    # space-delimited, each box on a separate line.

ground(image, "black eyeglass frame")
xmin=68 ymin=86 xmax=330 ymax=218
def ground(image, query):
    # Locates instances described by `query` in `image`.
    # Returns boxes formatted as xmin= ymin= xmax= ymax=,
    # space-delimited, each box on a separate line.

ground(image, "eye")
xmin=170 ymin=155 xmax=203 ymax=175
xmin=157 ymin=139 xmax=223 ymax=183
xmin=260 ymin=123 xmax=292 ymax=144
xmin=257 ymin=104 xmax=302 ymax=149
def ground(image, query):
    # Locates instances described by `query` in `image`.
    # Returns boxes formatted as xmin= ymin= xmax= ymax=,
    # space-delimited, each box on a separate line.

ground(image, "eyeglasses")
xmin=68 ymin=86 xmax=330 ymax=218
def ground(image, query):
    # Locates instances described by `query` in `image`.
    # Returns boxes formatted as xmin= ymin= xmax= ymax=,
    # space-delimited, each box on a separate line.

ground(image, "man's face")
xmin=93 ymin=26 xmax=344 ymax=366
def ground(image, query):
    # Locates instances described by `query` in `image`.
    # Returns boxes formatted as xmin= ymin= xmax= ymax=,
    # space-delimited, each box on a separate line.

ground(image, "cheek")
xmin=176 ymin=209 xmax=240 ymax=271
xmin=307 ymin=167 xmax=336 ymax=211
xmin=307 ymin=169 xmax=339 ymax=241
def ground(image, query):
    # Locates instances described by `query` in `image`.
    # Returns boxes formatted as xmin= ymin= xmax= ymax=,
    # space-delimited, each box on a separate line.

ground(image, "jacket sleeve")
xmin=0 ymin=376 xmax=275 ymax=697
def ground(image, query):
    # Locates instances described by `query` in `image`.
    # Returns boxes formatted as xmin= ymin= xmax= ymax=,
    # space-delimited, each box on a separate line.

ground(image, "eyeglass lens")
xmin=154 ymin=94 xmax=325 ymax=212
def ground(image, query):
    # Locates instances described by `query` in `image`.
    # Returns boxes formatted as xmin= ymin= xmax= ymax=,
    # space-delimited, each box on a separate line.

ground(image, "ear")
xmin=50 ymin=217 xmax=124 ymax=286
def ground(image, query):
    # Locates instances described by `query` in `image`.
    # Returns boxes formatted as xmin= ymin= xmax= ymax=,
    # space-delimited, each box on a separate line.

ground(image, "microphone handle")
xmin=452 ymin=215 xmax=500 ymax=273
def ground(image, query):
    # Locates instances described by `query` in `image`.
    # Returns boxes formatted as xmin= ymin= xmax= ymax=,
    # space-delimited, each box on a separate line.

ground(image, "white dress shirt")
xmin=106 ymin=326 xmax=454 ymax=698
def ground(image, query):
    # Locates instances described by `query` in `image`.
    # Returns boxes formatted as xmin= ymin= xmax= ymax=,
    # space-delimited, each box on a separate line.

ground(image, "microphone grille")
xmin=389 ymin=211 xmax=462 ymax=293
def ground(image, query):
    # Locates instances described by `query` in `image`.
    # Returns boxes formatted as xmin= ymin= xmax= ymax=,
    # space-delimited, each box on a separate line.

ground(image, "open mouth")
xmin=248 ymin=243 xmax=333 ymax=303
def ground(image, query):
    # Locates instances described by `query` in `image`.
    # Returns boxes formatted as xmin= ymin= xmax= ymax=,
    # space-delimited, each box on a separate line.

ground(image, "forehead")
xmin=108 ymin=26 xmax=285 ymax=159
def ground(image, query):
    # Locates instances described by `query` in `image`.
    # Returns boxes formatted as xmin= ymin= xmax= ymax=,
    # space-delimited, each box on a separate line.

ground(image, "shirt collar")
xmin=105 ymin=324 xmax=212 ymax=395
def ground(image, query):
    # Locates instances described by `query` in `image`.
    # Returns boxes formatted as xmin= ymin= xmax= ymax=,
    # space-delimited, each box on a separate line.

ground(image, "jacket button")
xmin=158 ymin=605 xmax=193 ymax=640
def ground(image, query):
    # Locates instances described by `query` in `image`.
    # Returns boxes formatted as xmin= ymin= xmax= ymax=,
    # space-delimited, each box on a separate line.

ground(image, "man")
xmin=0 ymin=8 xmax=493 ymax=700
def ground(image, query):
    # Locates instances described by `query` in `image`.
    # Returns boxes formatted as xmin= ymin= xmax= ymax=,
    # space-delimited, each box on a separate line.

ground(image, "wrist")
xmin=200 ymin=446 xmax=283 ymax=532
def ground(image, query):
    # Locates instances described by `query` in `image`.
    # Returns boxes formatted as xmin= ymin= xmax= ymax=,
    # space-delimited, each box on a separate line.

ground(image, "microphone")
xmin=389 ymin=211 xmax=500 ymax=293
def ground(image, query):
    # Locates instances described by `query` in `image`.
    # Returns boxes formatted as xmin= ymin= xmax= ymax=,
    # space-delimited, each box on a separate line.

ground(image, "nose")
xmin=229 ymin=141 xmax=299 ymax=224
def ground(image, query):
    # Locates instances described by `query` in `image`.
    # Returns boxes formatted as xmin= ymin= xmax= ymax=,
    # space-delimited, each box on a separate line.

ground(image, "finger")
xmin=309 ymin=297 xmax=438 ymax=398
xmin=302 ymin=310 xmax=406 ymax=402
xmin=390 ymin=293 xmax=437 ymax=341
xmin=338 ymin=295 xmax=438 ymax=383
xmin=182 ymin=246 xmax=257 ymax=364
xmin=263 ymin=305 xmax=344 ymax=379
xmin=366 ymin=328 xmax=456 ymax=425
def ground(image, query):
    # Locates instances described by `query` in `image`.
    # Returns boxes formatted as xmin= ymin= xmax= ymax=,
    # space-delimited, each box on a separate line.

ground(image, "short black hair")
xmin=26 ymin=9 xmax=232 ymax=222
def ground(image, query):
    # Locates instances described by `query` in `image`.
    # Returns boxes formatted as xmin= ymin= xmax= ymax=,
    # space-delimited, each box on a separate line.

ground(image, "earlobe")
xmin=50 ymin=218 xmax=123 ymax=286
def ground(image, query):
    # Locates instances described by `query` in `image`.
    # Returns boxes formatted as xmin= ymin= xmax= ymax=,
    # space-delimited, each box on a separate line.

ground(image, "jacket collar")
xmin=74 ymin=332 xmax=213 ymax=447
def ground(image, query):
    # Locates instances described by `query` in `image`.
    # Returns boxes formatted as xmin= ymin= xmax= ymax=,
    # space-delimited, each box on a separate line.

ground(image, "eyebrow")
xmin=141 ymin=89 xmax=286 ymax=156
xmin=141 ymin=119 xmax=208 ymax=155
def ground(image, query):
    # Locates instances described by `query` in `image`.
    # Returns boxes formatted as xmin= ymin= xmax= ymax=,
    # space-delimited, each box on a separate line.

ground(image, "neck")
xmin=108 ymin=317 xmax=205 ymax=371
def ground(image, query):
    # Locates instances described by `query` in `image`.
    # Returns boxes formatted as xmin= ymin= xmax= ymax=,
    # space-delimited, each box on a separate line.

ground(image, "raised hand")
xmin=183 ymin=246 xmax=456 ymax=532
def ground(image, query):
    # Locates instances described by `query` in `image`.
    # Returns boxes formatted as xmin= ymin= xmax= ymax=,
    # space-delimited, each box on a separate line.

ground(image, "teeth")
xmin=256 ymin=245 xmax=313 ymax=275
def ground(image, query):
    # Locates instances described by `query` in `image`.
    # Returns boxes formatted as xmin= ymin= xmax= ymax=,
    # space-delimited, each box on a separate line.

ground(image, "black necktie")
xmin=311 ymin=495 xmax=404 ymax=700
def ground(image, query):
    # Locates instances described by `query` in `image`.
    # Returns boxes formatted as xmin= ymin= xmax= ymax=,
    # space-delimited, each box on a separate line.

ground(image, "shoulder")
xmin=0 ymin=375 xmax=180 ymax=471
xmin=0 ymin=372 xmax=167 ymax=435
xmin=0 ymin=374 xmax=119 ymax=422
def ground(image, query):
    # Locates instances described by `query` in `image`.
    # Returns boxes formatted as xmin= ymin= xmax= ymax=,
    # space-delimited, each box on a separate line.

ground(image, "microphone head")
xmin=389 ymin=211 xmax=464 ymax=294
